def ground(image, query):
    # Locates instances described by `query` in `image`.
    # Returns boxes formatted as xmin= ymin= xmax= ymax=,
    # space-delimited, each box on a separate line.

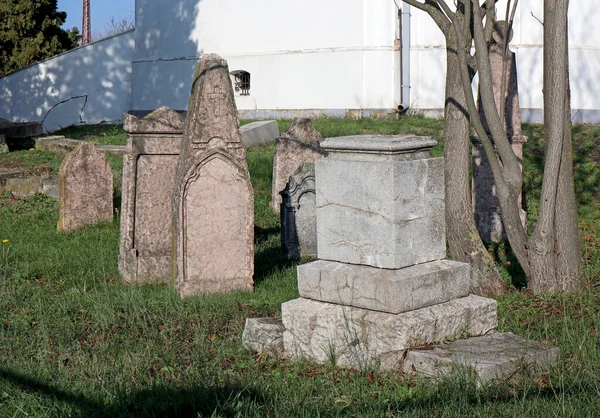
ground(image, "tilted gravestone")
xmin=58 ymin=142 xmax=113 ymax=232
xmin=473 ymin=21 xmax=527 ymax=243
xmin=172 ymin=54 xmax=254 ymax=297
xmin=118 ymin=106 xmax=185 ymax=283
xmin=280 ymin=163 xmax=317 ymax=260
xmin=270 ymin=118 xmax=325 ymax=211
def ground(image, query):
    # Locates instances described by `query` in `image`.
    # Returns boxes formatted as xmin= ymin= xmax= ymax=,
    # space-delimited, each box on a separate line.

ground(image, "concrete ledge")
xmin=403 ymin=332 xmax=559 ymax=387
xmin=297 ymin=259 xmax=470 ymax=314
xmin=281 ymin=295 xmax=497 ymax=370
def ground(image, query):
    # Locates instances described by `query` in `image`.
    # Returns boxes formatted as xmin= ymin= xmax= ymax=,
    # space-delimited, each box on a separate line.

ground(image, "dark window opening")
xmin=230 ymin=70 xmax=250 ymax=96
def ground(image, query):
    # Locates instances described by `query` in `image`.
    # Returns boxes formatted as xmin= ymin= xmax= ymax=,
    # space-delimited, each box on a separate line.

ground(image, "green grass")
xmin=0 ymin=118 xmax=599 ymax=416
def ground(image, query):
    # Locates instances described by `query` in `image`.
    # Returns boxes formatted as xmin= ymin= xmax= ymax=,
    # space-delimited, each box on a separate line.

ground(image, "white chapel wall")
xmin=0 ymin=31 xmax=135 ymax=132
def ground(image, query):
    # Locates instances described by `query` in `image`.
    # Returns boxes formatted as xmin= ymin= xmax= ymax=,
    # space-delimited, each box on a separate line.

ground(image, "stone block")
xmin=316 ymin=135 xmax=445 ymax=269
xmin=0 ymin=169 xmax=25 ymax=188
xmin=41 ymin=178 xmax=58 ymax=200
xmin=240 ymin=120 xmax=279 ymax=148
xmin=402 ymin=332 xmax=559 ymax=387
xmin=297 ymin=259 xmax=470 ymax=313
xmin=0 ymin=134 xmax=7 ymax=154
xmin=242 ymin=317 xmax=285 ymax=354
xmin=172 ymin=54 xmax=254 ymax=297
xmin=5 ymin=177 xmax=41 ymax=198
xmin=281 ymin=295 xmax=497 ymax=370
xmin=270 ymin=118 xmax=325 ymax=211
xmin=35 ymin=136 xmax=77 ymax=154
xmin=118 ymin=106 xmax=184 ymax=284
xmin=280 ymin=163 xmax=317 ymax=259
xmin=58 ymin=142 xmax=113 ymax=232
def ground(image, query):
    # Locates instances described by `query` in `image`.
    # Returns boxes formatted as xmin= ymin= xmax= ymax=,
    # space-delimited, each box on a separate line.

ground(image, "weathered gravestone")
xmin=473 ymin=21 xmax=527 ymax=243
xmin=57 ymin=142 xmax=113 ymax=232
xmin=172 ymin=54 xmax=254 ymax=297
xmin=280 ymin=163 xmax=317 ymax=259
xmin=245 ymin=135 xmax=558 ymax=381
xmin=118 ymin=106 xmax=185 ymax=283
xmin=270 ymin=118 xmax=325 ymax=211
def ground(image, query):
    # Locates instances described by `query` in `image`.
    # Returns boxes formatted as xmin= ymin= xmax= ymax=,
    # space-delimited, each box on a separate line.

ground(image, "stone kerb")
xmin=315 ymin=134 xmax=445 ymax=269
xmin=172 ymin=54 xmax=254 ymax=297
xmin=118 ymin=106 xmax=185 ymax=284
xmin=58 ymin=142 xmax=113 ymax=232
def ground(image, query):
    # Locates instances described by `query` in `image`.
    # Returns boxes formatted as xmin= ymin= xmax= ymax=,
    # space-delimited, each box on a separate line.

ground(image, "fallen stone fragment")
xmin=242 ymin=317 xmax=285 ymax=354
xmin=402 ymin=332 xmax=559 ymax=387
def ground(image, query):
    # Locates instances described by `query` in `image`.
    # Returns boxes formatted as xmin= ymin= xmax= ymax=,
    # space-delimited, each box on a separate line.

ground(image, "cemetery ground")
xmin=0 ymin=118 xmax=599 ymax=417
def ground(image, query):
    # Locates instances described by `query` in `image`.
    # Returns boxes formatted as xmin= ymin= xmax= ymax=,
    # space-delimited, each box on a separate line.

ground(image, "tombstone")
xmin=473 ymin=21 xmax=527 ymax=243
xmin=277 ymin=135 xmax=496 ymax=368
xmin=57 ymin=142 xmax=113 ymax=232
xmin=280 ymin=163 xmax=317 ymax=260
xmin=270 ymin=118 xmax=325 ymax=211
xmin=118 ymin=106 xmax=185 ymax=283
xmin=172 ymin=54 xmax=254 ymax=297
xmin=0 ymin=134 xmax=8 ymax=154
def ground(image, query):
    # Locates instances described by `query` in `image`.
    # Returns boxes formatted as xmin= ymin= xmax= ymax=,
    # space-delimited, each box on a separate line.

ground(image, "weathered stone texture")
xmin=242 ymin=317 xmax=286 ymax=354
xmin=403 ymin=332 xmax=559 ymax=386
xmin=316 ymin=135 xmax=445 ymax=269
xmin=240 ymin=120 xmax=279 ymax=148
xmin=172 ymin=54 xmax=253 ymax=297
xmin=297 ymin=259 xmax=470 ymax=314
xmin=270 ymin=118 xmax=325 ymax=211
xmin=280 ymin=163 xmax=317 ymax=259
xmin=0 ymin=134 xmax=7 ymax=154
xmin=58 ymin=142 xmax=113 ymax=231
xmin=118 ymin=106 xmax=184 ymax=283
xmin=282 ymin=295 xmax=497 ymax=370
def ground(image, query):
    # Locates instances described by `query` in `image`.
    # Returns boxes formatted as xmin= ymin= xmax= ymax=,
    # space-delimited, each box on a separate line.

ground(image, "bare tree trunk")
xmin=554 ymin=23 xmax=583 ymax=292
xmin=444 ymin=44 xmax=506 ymax=296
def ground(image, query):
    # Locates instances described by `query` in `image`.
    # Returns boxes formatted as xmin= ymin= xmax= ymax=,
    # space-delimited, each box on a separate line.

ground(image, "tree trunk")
xmin=444 ymin=39 xmax=506 ymax=296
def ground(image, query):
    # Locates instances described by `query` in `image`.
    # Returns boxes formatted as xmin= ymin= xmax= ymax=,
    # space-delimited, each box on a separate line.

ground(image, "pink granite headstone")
xmin=118 ymin=106 xmax=185 ymax=283
xmin=58 ymin=142 xmax=113 ymax=231
xmin=473 ymin=21 xmax=527 ymax=243
xmin=172 ymin=54 xmax=254 ymax=297
xmin=270 ymin=118 xmax=325 ymax=211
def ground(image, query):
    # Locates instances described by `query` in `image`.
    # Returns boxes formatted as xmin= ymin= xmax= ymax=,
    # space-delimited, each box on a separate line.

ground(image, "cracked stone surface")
xmin=403 ymin=332 xmax=559 ymax=386
xmin=297 ymin=259 xmax=470 ymax=313
xmin=242 ymin=317 xmax=285 ymax=354
xmin=316 ymin=136 xmax=445 ymax=268
xmin=281 ymin=295 xmax=497 ymax=370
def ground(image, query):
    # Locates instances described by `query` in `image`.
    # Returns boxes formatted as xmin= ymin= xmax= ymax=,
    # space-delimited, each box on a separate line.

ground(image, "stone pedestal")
xmin=118 ymin=106 xmax=184 ymax=283
xmin=279 ymin=135 xmax=496 ymax=369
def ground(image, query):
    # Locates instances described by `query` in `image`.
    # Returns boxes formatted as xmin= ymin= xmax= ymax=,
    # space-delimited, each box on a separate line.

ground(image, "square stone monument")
xmin=279 ymin=135 xmax=498 ymax=370
xmin=118 ymin=106 xmax=185 ymax=283
xmin=172 ymin=54 xmax=254 ymax=297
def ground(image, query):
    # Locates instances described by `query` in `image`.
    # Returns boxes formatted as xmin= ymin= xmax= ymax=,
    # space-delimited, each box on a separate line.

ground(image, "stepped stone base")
xmin=403 ymin=332 xmax=559 ymax=386
xmin=281 ymin=295 xmax=497 ymax=370
xmin=298 ymin=259 xmax=469 ymax=314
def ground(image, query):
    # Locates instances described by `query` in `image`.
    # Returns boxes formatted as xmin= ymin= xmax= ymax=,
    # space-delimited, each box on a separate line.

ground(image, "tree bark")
xmin=444 ymin=40 xmax=506 ymax=296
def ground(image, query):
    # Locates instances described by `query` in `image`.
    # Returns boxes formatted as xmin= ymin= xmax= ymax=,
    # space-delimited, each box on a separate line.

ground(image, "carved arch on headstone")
xmin=176 ymin=148 xmax=253 ymax=291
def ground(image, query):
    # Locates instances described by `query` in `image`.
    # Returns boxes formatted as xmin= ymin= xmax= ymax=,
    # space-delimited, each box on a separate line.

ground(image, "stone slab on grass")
xmin=242 ymin=317 xmax=285 ymax=354
xmin=240 ymin=120 xmax=279 ymax=148
xmin=297 ymin=259 xmax=470 ymax=314
xmin=402 ymin=332 xmax=559 ymax=387
xmin=282 ymin=295 xmax=497 ymax=370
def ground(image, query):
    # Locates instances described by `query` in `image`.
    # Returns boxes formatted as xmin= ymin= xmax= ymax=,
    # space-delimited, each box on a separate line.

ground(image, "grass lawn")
xmin=0 ymin=117 xmax=599 ymax=417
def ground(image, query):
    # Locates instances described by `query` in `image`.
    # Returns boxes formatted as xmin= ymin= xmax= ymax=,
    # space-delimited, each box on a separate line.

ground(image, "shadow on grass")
xmin=0 ymin=367 xmax=269 ymax=417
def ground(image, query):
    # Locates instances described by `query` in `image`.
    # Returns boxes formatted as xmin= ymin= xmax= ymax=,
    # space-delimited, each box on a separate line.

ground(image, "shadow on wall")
xmin=131 ymin=0 xmax=204 ymax=112
xmin=0 ymin=30 xmax=135 ymax=133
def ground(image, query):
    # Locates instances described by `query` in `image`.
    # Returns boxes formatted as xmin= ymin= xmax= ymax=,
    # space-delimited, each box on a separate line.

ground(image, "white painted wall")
xmin=131 ymin=0 xmax=401 ymax=113
xmin=408 ymin=0 xmax=600 ymax=123
xmin=0 ymin=30 xmax=135 ymax=132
